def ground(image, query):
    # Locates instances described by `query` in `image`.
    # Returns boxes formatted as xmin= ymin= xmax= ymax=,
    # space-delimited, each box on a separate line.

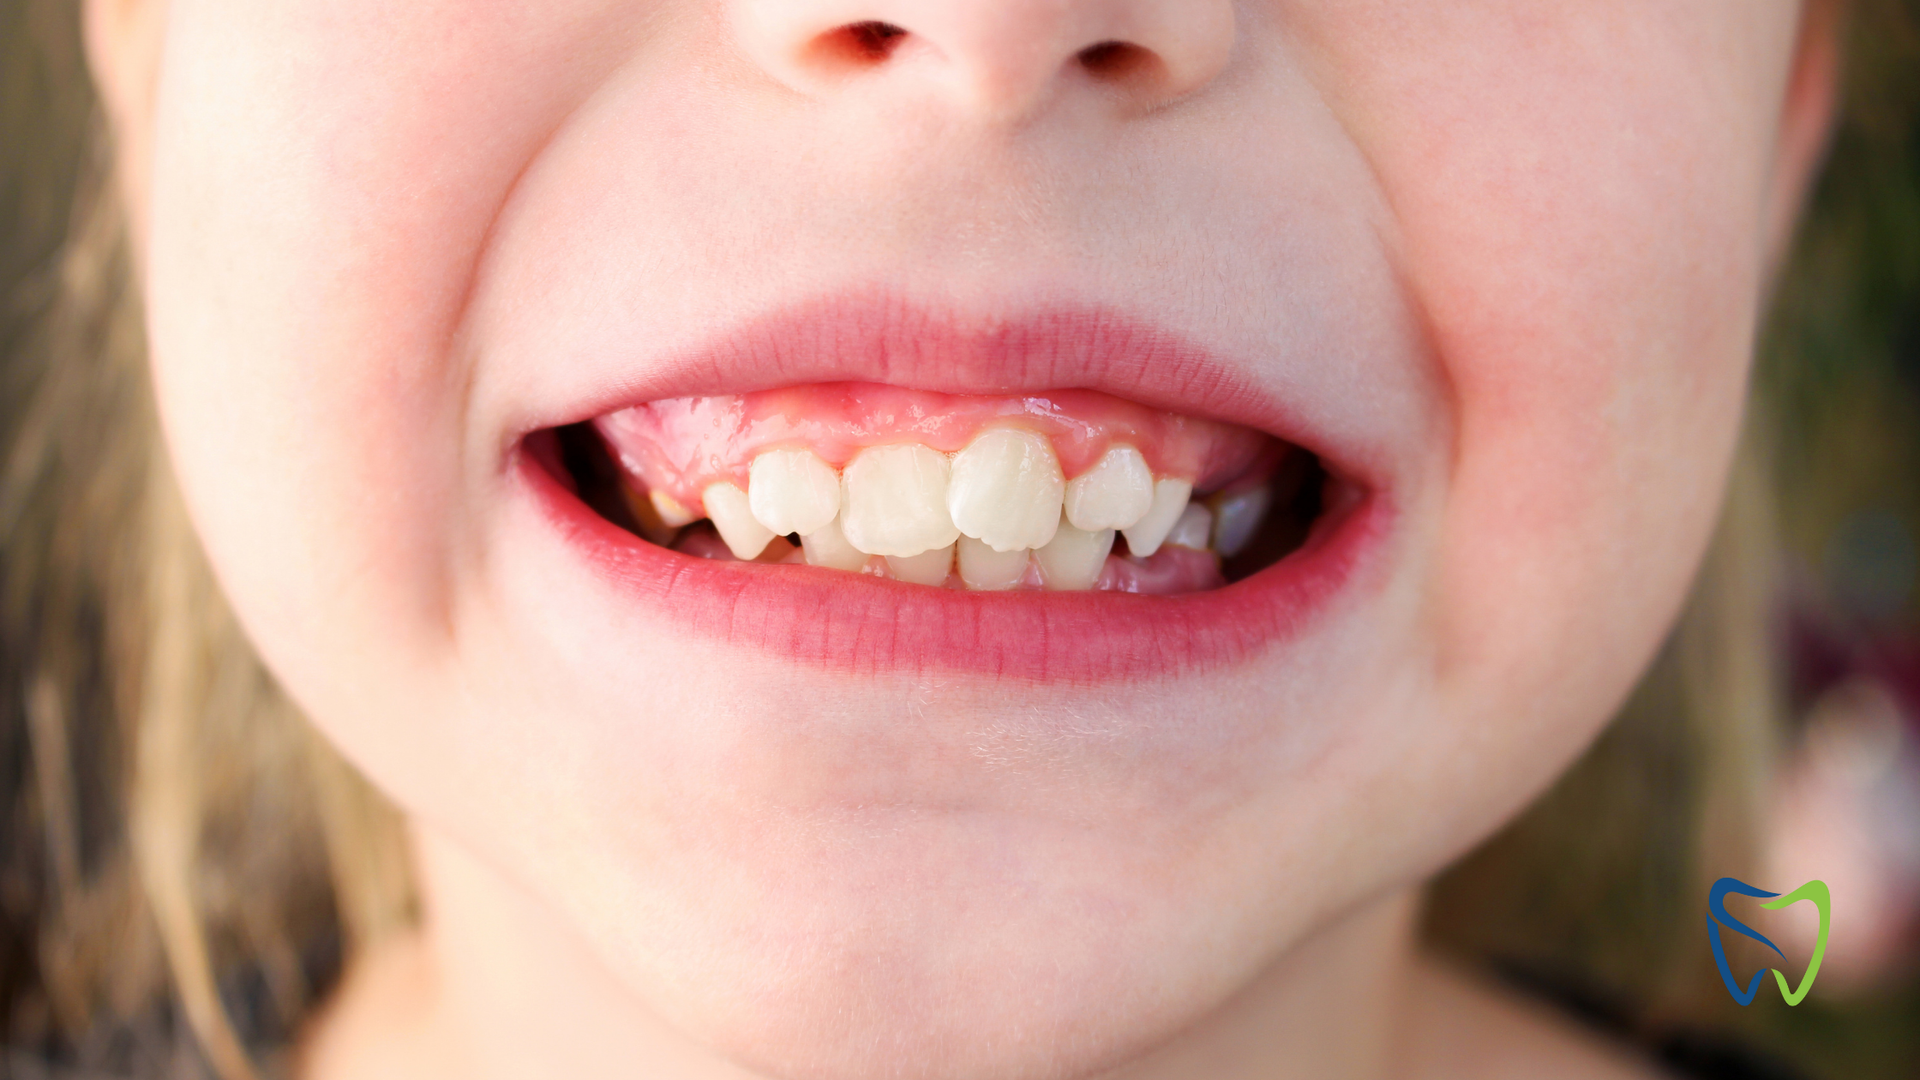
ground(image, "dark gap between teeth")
xmin=1220 ymin=449 xmax=1324 ymax=584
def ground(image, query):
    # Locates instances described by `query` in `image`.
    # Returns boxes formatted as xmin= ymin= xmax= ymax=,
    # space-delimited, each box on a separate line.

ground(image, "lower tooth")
xmin=957 ymin=535 xmax=1028 ymax=591
xmin=885 ymin=544 xmax=955 ymax=586
xmin=799 ymin=517 xmax=870 ymax=571
xmin=702 ymin=482 xmax=776 ymax=560
xmin=1033 ymin=516 xmax=1114 ymax=591
xmin=1163 ymin=503 xmax=1214 ymax=551
xmin=1209 ymin=488 xmax=1271 ymax=558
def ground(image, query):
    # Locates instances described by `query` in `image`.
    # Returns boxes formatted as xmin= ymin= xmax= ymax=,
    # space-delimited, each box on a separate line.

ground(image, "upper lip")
xmin=504 ymin=289 xmax=1389 ymax=497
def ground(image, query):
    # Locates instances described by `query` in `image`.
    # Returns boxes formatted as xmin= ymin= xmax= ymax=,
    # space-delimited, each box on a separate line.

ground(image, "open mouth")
xmin=507 ymin=300 xmax=1389 ymax=680
xmin=541 ymin=383 xmax=1334 ymax=595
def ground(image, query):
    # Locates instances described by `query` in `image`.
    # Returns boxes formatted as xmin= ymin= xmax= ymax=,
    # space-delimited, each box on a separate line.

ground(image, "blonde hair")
xmin=0 ymin=0 xmax=1908 ymax=1075
xmin=3 ymin=12 xmax=409 ymax=1078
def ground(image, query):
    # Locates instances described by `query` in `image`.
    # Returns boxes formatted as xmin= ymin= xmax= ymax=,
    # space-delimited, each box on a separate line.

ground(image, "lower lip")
xmin=518 ymin=448 xmax=1389 ymax=683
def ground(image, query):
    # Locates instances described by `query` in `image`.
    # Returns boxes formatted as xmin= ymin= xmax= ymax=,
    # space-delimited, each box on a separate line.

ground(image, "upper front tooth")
xmin=839 ymin=443 xmax=960 ymax=557
xmin=946 ymin=427 xmax=1065 ymax=552
xmin=1120 ymin=478 xmax=1194 ymax=557
xmin=1164 ymin=503 xmax=1214 ymax=551
xmin=1210 ymin=488 xmax=1271 ymax=557
xmin=1064 ymin=445 xmax=1154 ymax=532
xmin=701 ymin=481 xmax=776 ymax=560
xmin=1034 ymin=515 xmax=1115 ymax=591
xmin=748 ymin=448 xmax=841 ymax=536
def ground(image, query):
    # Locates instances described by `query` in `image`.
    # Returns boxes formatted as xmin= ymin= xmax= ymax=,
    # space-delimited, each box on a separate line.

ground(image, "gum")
xmin=594 ymin=382 xmax=1276 ymax=513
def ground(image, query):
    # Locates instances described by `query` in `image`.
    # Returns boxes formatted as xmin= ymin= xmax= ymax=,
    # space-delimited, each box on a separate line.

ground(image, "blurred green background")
xmin=1753 ymin=3 xmax=1920 ymax=1073
xmin=1429 ymin=4 xmax=1920 ymax=1078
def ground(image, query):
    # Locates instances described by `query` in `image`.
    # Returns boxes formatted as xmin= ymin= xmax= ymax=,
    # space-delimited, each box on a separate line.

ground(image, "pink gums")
xmin=594 ymin=383 xmax=1275 ymax=510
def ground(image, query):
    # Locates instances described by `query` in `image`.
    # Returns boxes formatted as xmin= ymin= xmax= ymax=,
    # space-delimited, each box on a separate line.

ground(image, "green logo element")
xmin=1707 ymin=877 xmax=1830 ymax=1006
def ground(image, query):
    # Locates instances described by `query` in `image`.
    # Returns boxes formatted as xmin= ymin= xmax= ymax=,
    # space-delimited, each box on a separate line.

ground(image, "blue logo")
xmin=1707 ymin=877 xmax=1830 ymax=1006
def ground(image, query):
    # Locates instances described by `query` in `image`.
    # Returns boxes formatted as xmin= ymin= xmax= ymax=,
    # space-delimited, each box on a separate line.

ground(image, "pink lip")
xmin=512 ymin=295 xmax=1395 ymax=682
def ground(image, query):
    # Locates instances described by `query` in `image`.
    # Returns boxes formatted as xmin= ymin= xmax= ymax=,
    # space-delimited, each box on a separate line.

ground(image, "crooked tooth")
xmin=946 ymin=427 xmax=1065 ymax=552
xmin=957 ymin=535 xmax=1029 ymax=591
xmin=799 ymin=516 xmax=869 ymax=572
xmin=886 ymin=543 xmax=955 ymax=586
xmin=620 ymin=485 xmax=681 ymax=546
xmin=1210 ymin=488 xmax=1271 ymax=558
xmin=1164 ymin=503 xmax=1214 ymax=551
xmin=1064 ymin=445 xmax=1154 ymax=532
xmin=701 ymin=482 xmax=776 ymax=560
xmin=748 ymin=448 xmax=841 ymax=536
xmin=651 ymin=490 xmax=698 ymax=528
xmin=1033 ymin=515 xmax=1114 ymax=591
xmin=1120 ymin=478 xmax=1193 ymax=557
xmin=839 ymin=443 xmax=959 ymax=557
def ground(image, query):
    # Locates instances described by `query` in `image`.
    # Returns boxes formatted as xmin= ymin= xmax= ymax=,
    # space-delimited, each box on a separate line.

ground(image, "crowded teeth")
xmin=1064 ymin=445 xmax=1154 ymax=532
xmin=839 ymin=443 xmax=961 ymax=557
xmin=1034 ymin=515 xmax=1115 ymax=591
xmin=946 ymin=427 xmax=1066 ymax=553
xmin=1164 ymin=503 xmax=1213 ymax=551
xmin=799 ymin=517 xmax=869 ymax=572
xmin=1120 ymin=478 xmax=1194 ymax=558
xmin=957 ymin=535 xmax=1029 ymax=591
xmin=701 ymin=482 xmax=777 ymax=560
xmin=886 ymin=543 xmax=956 ymax=586
xmin=1209 ymin=488 xmax=1272 ymax=558
xmin=748 ymin=448 xmax=841 ymax=536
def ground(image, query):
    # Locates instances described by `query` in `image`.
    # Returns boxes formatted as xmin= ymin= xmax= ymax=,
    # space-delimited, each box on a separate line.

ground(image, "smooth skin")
xmin=87 ymin=2 xmax=1840 ymax=1078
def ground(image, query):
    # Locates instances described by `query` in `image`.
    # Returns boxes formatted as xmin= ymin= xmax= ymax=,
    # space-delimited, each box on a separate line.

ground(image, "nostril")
xmin=813 ymin=20 xmax=909 ymax=67
xmin=849 ymin=21 xmax=907 ymax=58
xmin=1075 ymin=40 xmax=1154 ymax=82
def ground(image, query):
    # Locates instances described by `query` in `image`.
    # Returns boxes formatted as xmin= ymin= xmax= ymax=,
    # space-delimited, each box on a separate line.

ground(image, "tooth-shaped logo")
xmin=1707 ymin=877 xmax=1830 ymax=1006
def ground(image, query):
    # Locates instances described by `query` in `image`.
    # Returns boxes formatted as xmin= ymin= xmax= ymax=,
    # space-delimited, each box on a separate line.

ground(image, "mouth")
xmin=510 ymin=297 xmax=1391 ymax=682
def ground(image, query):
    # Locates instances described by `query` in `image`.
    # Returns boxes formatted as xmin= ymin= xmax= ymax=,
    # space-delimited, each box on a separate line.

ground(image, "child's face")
xmin=102 ymin=0 xmax=1827 ymax=1074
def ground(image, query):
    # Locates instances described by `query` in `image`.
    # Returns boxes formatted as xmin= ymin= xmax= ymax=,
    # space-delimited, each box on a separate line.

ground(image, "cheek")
xmin=141 ymin=0 xmax=641 ymax=745
xmin=1306 ymin=2 xmax=1798 ymax=805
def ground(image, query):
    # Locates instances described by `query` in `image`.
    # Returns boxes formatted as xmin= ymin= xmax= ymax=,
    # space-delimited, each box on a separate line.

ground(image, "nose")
xmin=731 ymin=0 xmax=1235 ymax=121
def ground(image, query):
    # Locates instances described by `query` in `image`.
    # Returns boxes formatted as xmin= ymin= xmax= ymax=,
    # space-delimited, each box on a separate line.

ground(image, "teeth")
xmin=956 ymin=535 xmax=1029 ymax=591
xmin=651 ymin=490 xmax=698 ymax=528
xmin=1033 ymin=515 xmax=1115 ymax=591
xmin=799 ymin=516 xmax=870 ymax=571
xmin=1209 ymin=488 xmax=1271 ymax=558
xmin=647 ymin=430 xmax=1254 ymax=585
xmin=620 ymin=485 xmax=681 ymax=546
xmin=886 ymin=543 xmax=955 ymax=586
xmin=701 ymin=482 xmax=777 ymax=560
xmin=946 ymin=428 xmax=1065 ymax=552
xmin=1064 ymin=445 xmax=1154 ymax=532
xmin=748 ymin=448 xmax=841 ymax=536
xmin=1119 ymin=478 xmax=1193 ymax=557
xmin=1164 ymin=503 xmax=1214 ymax=551
xmin=839 ymin=443 xmax=960 ymax=557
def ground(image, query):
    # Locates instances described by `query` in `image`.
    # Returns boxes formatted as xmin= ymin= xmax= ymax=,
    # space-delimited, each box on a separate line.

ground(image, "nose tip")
xmin=732 ymin=0 xmax=1235 ymax=121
